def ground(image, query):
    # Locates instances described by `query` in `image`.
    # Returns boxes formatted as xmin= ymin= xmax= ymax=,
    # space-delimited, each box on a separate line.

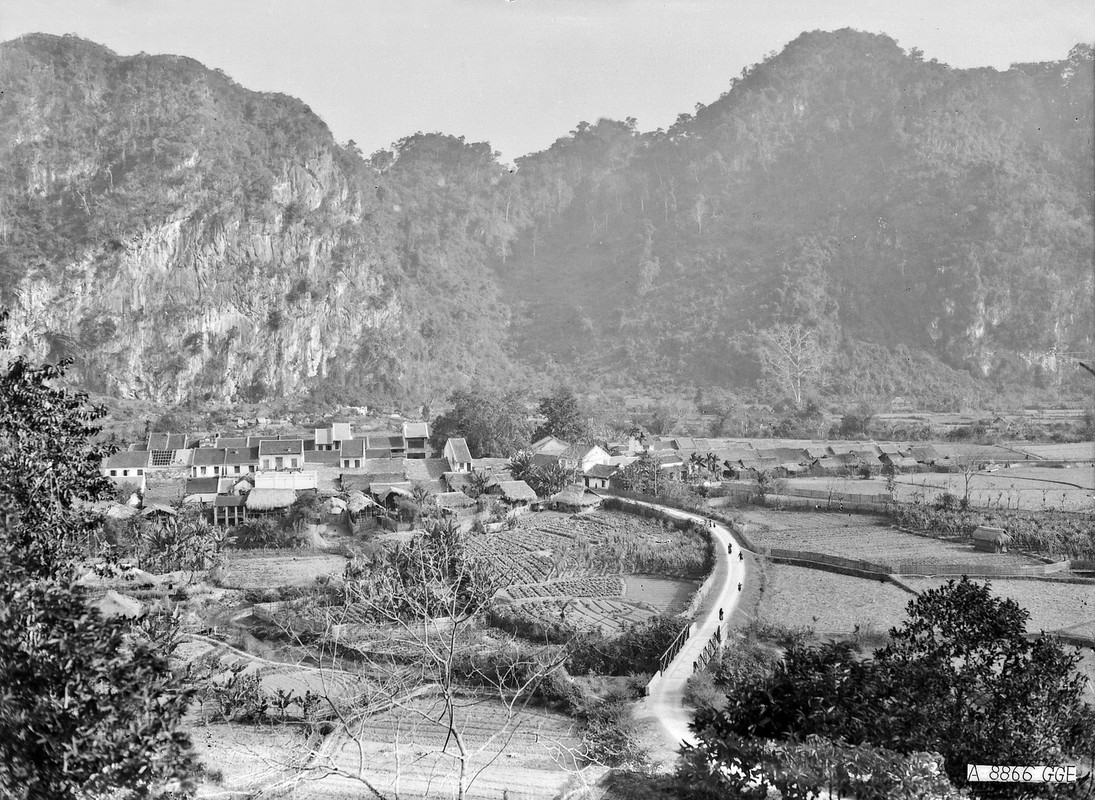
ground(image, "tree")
xmin=683 ymin=577 xmax=1095 ymax=799
xmin=533 ymin=385 xmax=586 ymax=443
xmin=0 ymin=311 xmax=198 ymax=798
xmin=874 ymin=578 xmax=1095 ymax=792
xmin=757 ymin=322 xmax=827 ymax=408
xmin=271 ymin=516 xmax=569 ymax=799
xmin=428 ymin=386 xmax=532 ymax=458
xmin=526 ymin=461 xmax=574 ymax=498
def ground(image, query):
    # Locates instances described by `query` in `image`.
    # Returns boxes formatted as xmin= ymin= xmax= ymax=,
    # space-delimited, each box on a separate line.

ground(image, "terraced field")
xmin=474 ymin=510 xmax=708 ymax=635
xmin=741 ymin=509 xmax=1045 ymax=569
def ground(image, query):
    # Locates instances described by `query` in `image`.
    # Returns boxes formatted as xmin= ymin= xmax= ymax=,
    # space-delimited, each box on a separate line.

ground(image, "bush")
xmin=683 ymin=670 xmax=724 ymax=710
xmin=567 ymin=614 xmax=687 ymax=676
xmin=233 ymin=517 xmax=304 ymax=549
xmin=580 ymin=699 xmax=645 ymax=767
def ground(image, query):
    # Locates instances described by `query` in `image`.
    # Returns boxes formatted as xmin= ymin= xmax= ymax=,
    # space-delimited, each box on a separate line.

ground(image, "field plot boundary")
xmin=759 ymin=545 xmax=1073 ymax=578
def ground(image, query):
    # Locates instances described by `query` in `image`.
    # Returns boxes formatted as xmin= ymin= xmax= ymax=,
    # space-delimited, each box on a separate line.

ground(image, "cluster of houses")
xmin=100 ymin=419 xmax=956 ymax=529
xmin=99 ymin=422 xmax=610 ymax=527
xmin=647 ymin=437 xmax=943 ymax=480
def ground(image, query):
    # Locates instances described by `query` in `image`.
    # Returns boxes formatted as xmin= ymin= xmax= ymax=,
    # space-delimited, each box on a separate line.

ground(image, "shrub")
xmin=683 ymin=670 xmax=724 ymax=710
xmin=233 ymin=517 xmax=304 ymax=549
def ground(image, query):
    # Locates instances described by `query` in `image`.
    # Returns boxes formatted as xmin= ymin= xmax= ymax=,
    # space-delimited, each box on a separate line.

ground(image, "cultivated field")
xmin=895 ymin=467 xmax=1095 ymax=512
xmin=290 ymin=696 xmax=589 ymax=799
xmin=901 ymin=577 xmax=1095 ymax=639
xmin=475 ymin=510 xmax=708 ymax=635
xmin=740 ymin=509 xmax=1046 ymax=569
xmin=757 ymin=564 xmax=914 ymax=640
xmin=215 ymin=551 xmax=348 ymax=589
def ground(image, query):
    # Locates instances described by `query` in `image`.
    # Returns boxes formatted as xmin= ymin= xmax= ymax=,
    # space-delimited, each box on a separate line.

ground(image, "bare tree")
xmin=757 ymin=322 xmax=827 ymax=408
xmin=253 ymin=515 xmax=570 ymax=799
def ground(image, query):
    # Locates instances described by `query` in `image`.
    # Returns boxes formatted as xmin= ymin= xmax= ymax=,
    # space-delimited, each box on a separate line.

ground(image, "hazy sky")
xmin=2 ymin=1 xmax=1092 ymax=162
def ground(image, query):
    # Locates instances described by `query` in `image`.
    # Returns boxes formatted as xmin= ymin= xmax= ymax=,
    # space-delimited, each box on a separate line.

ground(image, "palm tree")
xmin=688 ymin=452 xmax=704 ymax=480
xmin=509 ymin=450 xmax=534 ymax=483
xmin=466 ymin=469 xmax=492 ymax=499
xmin=704 ymin=451 xmax=721 ymax=478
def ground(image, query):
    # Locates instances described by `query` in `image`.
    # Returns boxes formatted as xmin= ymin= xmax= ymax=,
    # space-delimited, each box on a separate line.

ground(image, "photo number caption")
xmin=967 ymin=765 xmax=1078 ymax=783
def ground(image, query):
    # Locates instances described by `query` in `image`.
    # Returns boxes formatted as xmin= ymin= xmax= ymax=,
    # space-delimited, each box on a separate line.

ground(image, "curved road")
xmin=630 ymin=501 xmax=749 ymax=751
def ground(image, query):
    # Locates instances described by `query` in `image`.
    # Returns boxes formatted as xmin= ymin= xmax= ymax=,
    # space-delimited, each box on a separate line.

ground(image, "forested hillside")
xmin=0 ymin=30 xmax=1091 ymax=409
xmin=498 ymin=30 xmax=1094 ymax=407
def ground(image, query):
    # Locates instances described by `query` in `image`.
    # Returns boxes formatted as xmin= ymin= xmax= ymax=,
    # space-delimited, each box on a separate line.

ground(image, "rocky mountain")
xmin=497 ymin=31 xmax=1094 ymax=405
xmin=0 ymin=31 xmax=1091 ymax=409
xmin=0 ymin=34 xmax=519 ymax=406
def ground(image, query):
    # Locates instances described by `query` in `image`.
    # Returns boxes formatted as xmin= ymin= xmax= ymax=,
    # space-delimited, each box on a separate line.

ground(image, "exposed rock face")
xmin=0 ymin=34 xmax=510 ymax=404
xmin=1 ymin=31 xmax=1091 ymax=408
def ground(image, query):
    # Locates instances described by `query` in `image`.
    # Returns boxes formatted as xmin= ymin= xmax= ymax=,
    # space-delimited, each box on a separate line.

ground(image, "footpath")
xmin=630 ymin=501 xmax=749 ymax=751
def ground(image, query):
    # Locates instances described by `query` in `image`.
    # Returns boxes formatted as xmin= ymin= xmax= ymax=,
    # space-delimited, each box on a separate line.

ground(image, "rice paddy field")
xmin=901 ymin=577 xmax=1095 ymax=639
xmin=757 ymin=564 xmax=915 ymax=639
xmin=894 ymin=467 xmax=1095 ymax=512
xmin=740 ymin=509 xmax=1046 ymax=569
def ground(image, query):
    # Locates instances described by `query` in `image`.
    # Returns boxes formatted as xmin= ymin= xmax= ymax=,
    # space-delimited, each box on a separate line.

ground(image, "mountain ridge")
xmin=0 ymin=30 xmax=1091 ymax=409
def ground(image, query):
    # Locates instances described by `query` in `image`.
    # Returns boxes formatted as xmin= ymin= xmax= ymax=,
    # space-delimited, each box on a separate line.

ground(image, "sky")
xmin=2 ymin=0 xmax=1092 ymax=163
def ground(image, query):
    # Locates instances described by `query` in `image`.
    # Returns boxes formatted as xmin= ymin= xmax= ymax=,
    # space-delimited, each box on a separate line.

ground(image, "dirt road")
xmin=631 ymin=502 xmax=749 ymax=751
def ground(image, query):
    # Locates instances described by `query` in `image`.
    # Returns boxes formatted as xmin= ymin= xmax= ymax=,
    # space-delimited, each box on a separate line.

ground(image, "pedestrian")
xmin=727 ymin=542 xmax=732 ymax=554
xmin=719 ymin=608 xmax=724 ymax=621
xmin=737 ymin=582 xmax=742 ymax=592
xmin=738 ymin=551 xmax=744 ymax=562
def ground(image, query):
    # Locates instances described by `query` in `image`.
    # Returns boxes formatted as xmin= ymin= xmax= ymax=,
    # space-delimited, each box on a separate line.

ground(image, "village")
xmin=95 ymin=417 xmax=1010 ymax=531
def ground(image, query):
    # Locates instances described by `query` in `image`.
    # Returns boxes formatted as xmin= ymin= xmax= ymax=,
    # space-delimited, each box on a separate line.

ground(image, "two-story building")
xmin=258 ymin=439 xmax=305 ymax=471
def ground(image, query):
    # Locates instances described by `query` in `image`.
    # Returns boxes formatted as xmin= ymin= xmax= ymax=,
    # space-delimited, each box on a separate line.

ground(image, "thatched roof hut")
xmin=245 ymin=488 xmax=298 ymax=511
xmin=346 ymin=491 xmax=375 ymax=514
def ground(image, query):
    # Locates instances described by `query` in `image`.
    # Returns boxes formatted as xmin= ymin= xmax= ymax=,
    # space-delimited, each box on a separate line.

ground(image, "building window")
xmin=234 ymin=465 xmax=241 ymax=474
xmin=355 ymin=459 xmax=361 ymax=468
xmin=110 ymin=470 xmax=117 ymax=477
xmin=137 ymin=469 xmax=143 ymax=476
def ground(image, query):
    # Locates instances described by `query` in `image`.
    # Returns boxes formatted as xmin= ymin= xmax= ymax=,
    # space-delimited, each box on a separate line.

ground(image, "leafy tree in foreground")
xmin=681 ymin=577 xmax=1095 ymax=799
xmin=0 ymin=311 xmax=198 ymax=798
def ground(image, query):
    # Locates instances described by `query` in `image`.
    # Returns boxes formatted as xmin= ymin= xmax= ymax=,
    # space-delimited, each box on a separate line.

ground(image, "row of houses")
xmin=101 ymin=421 xmax=433 ymax=492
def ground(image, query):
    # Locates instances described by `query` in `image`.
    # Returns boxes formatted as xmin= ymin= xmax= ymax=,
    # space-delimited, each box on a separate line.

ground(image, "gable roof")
xmin=148 ymin=432 xmax=188 ymax=451
xmin=584 ymin=463 xmax=619 ymax=479
xmin=403 ymin=421 xmax=430 ymax=439
xmin=404 ymin=458 xmax=450 ymax=484
xmin=445 ymin=438 xmax=473 ymax=464
xmin=183 ymin=477 xmax=220 ymax=496
xmin=530 ymin=435 xmax=571 ymax=456
xmin=495 ymin=480 xmax=538 ymax=502
xmin=191 ymin=448 xmax=227 ymax=466
xmin=224 ymin=446 xmax=259 ymax=465
xmin=258 ymin=439 xmax=304 ymax=456
xmin=103 ymin=450 xmax=150 ymax=470
xmin=363 ymin=458 xmax=404 ymax=476
xmin=215 ymin=436 xmax=248 ymax=449
xmin=305 ymin=449 xmax=342 ymax=465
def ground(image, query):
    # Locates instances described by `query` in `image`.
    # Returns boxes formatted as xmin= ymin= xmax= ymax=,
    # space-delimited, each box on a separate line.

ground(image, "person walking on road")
xmin=727 ymin=542 xmax=732 ymax=555
xmin=737 ymin=582 xmax=742 ymax=592
xmin=738 ymin=551 xmax=744 ymax=562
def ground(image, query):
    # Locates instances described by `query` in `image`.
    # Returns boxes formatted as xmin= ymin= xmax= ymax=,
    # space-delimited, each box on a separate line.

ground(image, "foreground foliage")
xmin=0 ymin=311 xmax=197 ymax=798
xmin=680 ymin=577 xmax=1095 ymax=799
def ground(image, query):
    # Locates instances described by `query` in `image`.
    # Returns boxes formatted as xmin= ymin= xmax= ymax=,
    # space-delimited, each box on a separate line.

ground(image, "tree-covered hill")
xmin=0 ymin=30 xmax=1091 ymax=408
xmin=499 ymin=30 xmax=1094 ymax=406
